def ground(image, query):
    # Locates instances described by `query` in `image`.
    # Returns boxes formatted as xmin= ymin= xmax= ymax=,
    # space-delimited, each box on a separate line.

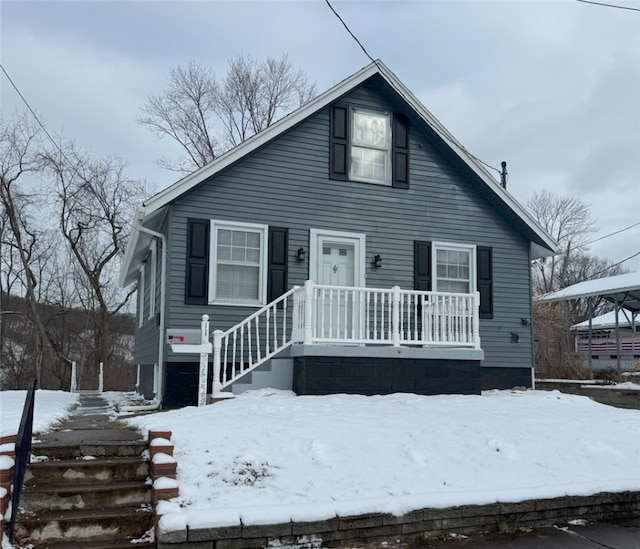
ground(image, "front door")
xmin=310 ymin=230 xmax=365 ymax=340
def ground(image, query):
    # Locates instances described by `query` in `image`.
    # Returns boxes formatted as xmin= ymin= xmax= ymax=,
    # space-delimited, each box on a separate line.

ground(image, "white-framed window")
xmin=209 ymin=221 xmax=268 ymax=306
xmin=350 ymin=108 xmax=391 ymax=185
xmin=433 ymin=242 xmax=476 ymax=294
xmin=138 ymin=264 xmax=145 ymax=327
xmin=148 ymin=240 xmax=157 ymax=319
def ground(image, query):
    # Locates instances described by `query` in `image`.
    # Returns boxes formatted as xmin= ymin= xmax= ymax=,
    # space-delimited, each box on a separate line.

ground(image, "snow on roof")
xmin=537 ymin=271 xmax=640 ymax=313
xmin=571 ymin=310 xmax=635 ymax=330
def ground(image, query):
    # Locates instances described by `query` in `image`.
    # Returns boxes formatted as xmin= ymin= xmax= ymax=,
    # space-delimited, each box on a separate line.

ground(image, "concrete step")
xmin=14 ymin=506 xmax=153 ymax=544
xmin=24 ymin=456 xmax=149 ymax=486
xmin=31 ymin=439 xmax=148 ymax=460
xmin=31 ymin=541 xmax=155 ymax=549
xmin=20 ymin=481 xmax=150 ymax=512
xmin=26 ymin=541 xmax=155 ymax=549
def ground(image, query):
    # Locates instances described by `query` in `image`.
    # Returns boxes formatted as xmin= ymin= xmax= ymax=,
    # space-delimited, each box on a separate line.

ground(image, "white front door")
xmin=310 ymin=230 xmax=366 ymax=340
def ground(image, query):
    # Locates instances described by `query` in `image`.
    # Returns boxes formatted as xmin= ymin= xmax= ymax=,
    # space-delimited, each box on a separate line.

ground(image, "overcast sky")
xmin=2 ymin=0 xmax=639 ymax=272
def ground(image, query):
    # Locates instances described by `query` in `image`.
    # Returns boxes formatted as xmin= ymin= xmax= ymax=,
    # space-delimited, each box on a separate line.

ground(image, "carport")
xmin=536 ymin=272 xmax=640 ymax=371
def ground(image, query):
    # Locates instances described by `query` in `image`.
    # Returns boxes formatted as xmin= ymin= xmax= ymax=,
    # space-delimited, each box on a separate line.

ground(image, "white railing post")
xmin=198 ymin=314 xmax=210 ymax=406
xmin=292 ymin=286 xmax=301 ymax=342
xmin=70 ymin=361 xmax=77 ymax=393
xmin=211 ymin=329 xmax=223 ymax=398
xmin=472 ymin=291 xmax=481 ymax=349
xmin=392 ymin=285 xmax=401 ymax=347
xmin=98 ymin=362 xmax=104 ymax=393
xmin=304 ymin=280 xmax=314 ymax=345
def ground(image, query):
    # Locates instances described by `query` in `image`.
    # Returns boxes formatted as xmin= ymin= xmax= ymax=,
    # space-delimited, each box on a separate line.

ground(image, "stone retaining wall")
xmin=157 ymin=490 xmax=640 ymax=549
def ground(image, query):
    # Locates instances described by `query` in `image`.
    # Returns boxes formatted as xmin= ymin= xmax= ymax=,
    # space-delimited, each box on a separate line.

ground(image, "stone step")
xmin=31 ymin=439 xmax=148 ymax=460
xmin=20 ymin=480 xmax=150 ymax=512
xmin=28 ymin=542 xmax=155 ymax=549
xmin=33 ymin=541 xmax=155 ymax=549
xmin=24 ymin=456 xmax=149 ymax=486
xmin=14 ymin=506 xmax=153 ymax=544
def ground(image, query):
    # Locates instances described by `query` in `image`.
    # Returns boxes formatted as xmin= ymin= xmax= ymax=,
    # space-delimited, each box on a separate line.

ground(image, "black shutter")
xmin=329 ymin=105 xmax=348 ymax=180
xmin=392 ymin=113 xmax=410 ymax=189
xmin=267 ymin=227 xmax=289 ymax=303
xmin=185 ymin=219 xmax=209 ymax=305
xmin=477 ymin=246 xmax=493 ymax=319
xmin=414 ymin=241 xmax=432 ymax=290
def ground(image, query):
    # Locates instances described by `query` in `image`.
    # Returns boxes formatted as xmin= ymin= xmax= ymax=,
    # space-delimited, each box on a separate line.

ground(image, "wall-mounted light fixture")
xmin=296 ymin=247 xmax=306 ymax=262
xmin=510 ymin=332 xmax=519 ymax=344
xmin=372 ymin=254 xmax=382 ymax=269
xmin=521 ymin=318 xmax=529 ymax=327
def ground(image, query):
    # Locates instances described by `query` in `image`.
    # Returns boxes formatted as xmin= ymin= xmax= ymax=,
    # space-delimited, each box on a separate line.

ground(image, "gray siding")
xmin=160 ymin=81 xmax=533 ymax=371
xmin=133 ymin=233 xmax=163 ymax=365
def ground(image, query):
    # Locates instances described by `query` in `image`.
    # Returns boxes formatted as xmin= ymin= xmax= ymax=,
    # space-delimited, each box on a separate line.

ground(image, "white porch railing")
xmin=209 ymin=281 xmax=480 ymax=395
xmin=292 ymin=281 xmax=480 ymax=348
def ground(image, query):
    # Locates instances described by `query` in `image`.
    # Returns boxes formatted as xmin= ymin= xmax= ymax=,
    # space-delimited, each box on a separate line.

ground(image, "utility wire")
xmin=324 ymin=0 xmax=375 ymax=63
xmin=576 ymin=0 xmax=640 ymax=12
xmin=323 ymin=0 xmax=504 ymax=180
xmin=1 ymin=62 xmax=84 ymax=184
xmin=584 ymin=220 xmax=640 ymax=246
xmin=591 ymin=250 xmax=640 ymax=277
xmin=0 ymin=62 xmax=143 ymax=235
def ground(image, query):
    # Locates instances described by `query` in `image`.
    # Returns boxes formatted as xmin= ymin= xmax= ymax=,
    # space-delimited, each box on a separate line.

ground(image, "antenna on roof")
xmin=500 ymin=161 xmax=508 ymax=189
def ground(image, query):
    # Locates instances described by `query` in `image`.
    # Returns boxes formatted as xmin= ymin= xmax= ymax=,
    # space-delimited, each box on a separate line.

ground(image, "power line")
xmin=576 ymin=0 xmax=640 ymax=12
xmin=323 ymin=0 xmax=504 ymax=181
xmin=324 ymin=0 xmax=375 ymax=63
xmin=585 ymin=220 xmax=640 ymax=246
xmin=591 ymin=250 xmax=640 ymax=277
xmin=1 ymin=62 xmax=83 ymax=183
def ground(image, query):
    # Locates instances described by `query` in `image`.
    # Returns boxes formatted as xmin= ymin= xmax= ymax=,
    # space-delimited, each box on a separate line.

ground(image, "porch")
xmin=205 ymin=281 xmax=483 ymax=396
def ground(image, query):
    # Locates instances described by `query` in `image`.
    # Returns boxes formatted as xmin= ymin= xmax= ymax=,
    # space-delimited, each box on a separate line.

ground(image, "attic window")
xmin=350 ymin=109 xmax=390 ymax=185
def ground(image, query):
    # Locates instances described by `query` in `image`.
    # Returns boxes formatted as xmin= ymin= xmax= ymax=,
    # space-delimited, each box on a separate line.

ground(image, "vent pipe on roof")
xmin=500 ymin=161 xmax=508 ymax=189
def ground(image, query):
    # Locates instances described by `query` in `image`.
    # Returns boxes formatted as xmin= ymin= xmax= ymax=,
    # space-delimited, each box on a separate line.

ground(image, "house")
xmin=571 ymin=311 xmax=640 ymax=371
xmin=120 ymin=60 xmax=557 ymax=408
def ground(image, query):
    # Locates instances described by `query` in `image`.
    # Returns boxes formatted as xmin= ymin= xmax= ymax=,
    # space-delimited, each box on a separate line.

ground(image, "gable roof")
xmin=120 ymin=60 xmax=557 ymax=286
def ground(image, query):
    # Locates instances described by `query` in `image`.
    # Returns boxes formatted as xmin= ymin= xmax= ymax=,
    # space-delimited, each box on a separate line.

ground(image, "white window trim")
xmin=349 ymin=107 xmax=392 ymax=186
xmin=148 ymin=240 xmax=157 ymax=319
xmin=138 ymin=264 xmax=145 ymax=327
xmin=309 ymin=228 xmax=366 ymax=287
xmin=208 ymin=220 xmax=269 ymax=307
xmin=432 ymin=242 xmax=477 ymax=295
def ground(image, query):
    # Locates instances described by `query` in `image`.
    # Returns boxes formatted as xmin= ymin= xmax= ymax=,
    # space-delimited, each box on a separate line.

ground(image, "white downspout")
xmin=123 ymin=224 xmax=167 ymax=412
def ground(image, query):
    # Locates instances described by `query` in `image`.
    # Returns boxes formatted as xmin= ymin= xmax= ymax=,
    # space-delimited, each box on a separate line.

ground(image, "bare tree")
xmin=0 ymin=112 xmax=73 ymax=387
xmin=138 ymin=53 xmax=316 ymax=173
xmin=527 ymin=189 xmax=628 ymax=377
xmin=527 ymin=190 xmax=597 ymax=295
xmin=41 ymin=143 xmax=146 ymax=389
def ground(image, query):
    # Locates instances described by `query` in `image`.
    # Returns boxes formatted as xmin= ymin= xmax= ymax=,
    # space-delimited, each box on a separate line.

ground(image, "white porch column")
xmin=392 ymin=286 xmax=401 ymax=347
xmin=303 ymin=280 xmax=314 ymax=345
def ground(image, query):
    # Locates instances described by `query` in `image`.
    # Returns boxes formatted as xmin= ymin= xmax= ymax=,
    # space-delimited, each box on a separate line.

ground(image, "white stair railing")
xmin=213 ymin=287 xmax=298 ymax=390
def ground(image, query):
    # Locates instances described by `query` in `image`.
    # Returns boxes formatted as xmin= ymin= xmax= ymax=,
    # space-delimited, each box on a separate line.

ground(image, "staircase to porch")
xmin=185 ymin=281 xmax=481 ymax=396
xmin=12 ymin=393 xmax=154 ymax=549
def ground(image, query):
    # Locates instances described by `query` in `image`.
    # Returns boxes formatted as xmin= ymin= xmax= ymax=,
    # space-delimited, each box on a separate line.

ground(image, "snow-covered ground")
xmin=126 ymin=389 xmax=640 ymax=531
xmin=0 ymin=390 xmax=78 ymax=436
